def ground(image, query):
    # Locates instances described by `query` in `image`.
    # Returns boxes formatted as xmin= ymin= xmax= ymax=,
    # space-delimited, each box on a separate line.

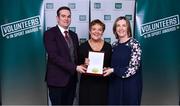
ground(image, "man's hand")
xmin=76 ymin=65 xmax=86 ymax=74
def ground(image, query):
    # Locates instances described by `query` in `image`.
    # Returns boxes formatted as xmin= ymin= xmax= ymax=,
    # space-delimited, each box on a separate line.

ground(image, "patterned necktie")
xmin=64 ymin=31 xmax=70 ymax=44
xmin=64 ymin=31 xmax=75 ymax=63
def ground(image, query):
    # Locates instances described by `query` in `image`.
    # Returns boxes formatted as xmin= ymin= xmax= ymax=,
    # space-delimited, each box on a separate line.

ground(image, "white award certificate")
xmin=87 ymin=51 xmax=104 ymax=75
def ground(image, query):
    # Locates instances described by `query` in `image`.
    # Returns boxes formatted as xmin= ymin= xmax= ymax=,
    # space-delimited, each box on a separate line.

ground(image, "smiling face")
xmin=113 ymin=17 xmax=132 ymax=39
xmin=56 ymin=9 xmax=71 ymax=29
xmin=89 ymin=19 xmax=105 ymax=41
xmin=89 ymin=24 xmax=104 ymax=41
xmin=116 ymin=19 xmax=128 ymax=39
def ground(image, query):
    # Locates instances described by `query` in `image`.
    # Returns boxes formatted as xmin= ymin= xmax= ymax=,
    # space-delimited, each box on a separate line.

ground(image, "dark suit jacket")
xmin=44 ymin=25 xmax=79 ymax=87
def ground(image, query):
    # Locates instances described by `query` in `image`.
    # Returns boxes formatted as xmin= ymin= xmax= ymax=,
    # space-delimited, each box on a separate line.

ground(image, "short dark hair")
xmin=57 ymin=6 xmax=71 ymax=16
xmin=113 ymin=16 xmax=132 ymax=39
xmin=89 ymin=19 xmax=105 ymax=32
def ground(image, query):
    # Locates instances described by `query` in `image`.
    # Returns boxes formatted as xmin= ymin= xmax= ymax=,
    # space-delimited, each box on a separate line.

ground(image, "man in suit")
xmin=44 ymin=6 xmax=86 ymax=105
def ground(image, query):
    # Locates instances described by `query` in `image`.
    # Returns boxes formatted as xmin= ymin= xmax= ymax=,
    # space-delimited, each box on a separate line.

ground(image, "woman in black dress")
xmin=78 ymin=19 xmax=112 ymax=105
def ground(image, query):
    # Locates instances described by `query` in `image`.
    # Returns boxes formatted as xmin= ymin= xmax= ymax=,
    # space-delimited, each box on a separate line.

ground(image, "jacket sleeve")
xmin=113 ymin=40 xmax=142 ymax=78
xmin=43 ymin=30 xmax=76 ymax=75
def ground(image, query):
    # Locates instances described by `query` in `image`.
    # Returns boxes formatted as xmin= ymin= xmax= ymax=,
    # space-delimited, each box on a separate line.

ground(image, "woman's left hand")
xmin=103 ymin=67 xmax=114 ymax=77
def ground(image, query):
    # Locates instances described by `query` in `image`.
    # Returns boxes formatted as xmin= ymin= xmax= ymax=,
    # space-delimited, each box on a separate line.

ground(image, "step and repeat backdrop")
xmin=44 ymin=0 xmax=135 ymax=44
xmin=0 ymin=0 xmax=179 ymax=105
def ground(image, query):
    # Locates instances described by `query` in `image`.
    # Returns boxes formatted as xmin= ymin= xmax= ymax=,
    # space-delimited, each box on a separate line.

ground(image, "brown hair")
xmin=57 ymin=6 xmax=71 ymax=17
xmin=113 ymin=16 xmax=132 ymax=39
xmin=89 ymin=19 xmax=105 ymax=32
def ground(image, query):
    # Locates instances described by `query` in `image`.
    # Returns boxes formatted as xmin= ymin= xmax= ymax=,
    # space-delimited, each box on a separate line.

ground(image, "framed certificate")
xmin=86 ymin=51 xmax=104 ymax=75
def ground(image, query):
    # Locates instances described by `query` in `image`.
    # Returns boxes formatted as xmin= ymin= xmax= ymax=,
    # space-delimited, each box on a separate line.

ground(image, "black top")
xmin=78 ymin=41 xmax=112 ymax=67
xmin=78 ymin=40 xmax=112 ymax=105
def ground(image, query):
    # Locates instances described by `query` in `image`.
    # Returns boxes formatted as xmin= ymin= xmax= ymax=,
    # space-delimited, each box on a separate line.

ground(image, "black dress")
xmin=78 ymin=41 xmax=112 ymax=105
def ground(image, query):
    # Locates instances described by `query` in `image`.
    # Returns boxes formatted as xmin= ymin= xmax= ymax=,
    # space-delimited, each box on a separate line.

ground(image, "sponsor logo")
xmin=125 ymin=15 xmax=132 ymax=20
xmin=46 ymin=3 xmax=54 ymax=9
xmin=104 ymin=15 xmax=111 ymax=21
xmin=79 ymin=15 xmax=87 ymax=21
xmin=69 ymin=27 xmax=76 ymax=32
xmin=1 ymin=15 xmax=41 ymax=39
xmin=94 ymin=3 xmax=101 ymax=9
xmin=140 ymin=15 xmax=180 ymax=38
xmin=115 ymin=3 xmax=122 ymax=9
xmin=104 ymin=38 xmax=111 ymax=44
xmin=68 ymin=3 xmax=76 ymax=9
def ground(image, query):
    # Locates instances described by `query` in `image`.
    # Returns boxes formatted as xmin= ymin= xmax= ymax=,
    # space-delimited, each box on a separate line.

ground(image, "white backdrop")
xmin=44 ymin=0 xmax=89 ymax=44
xmin=91 ymin=0 xmax=135 ymax=43
xmin=44 ymin=0 xmax=135 ymax=44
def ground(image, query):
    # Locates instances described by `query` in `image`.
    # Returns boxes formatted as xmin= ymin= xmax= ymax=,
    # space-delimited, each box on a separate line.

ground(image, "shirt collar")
xmin=57 ymin=25 xmax=69 ymax=37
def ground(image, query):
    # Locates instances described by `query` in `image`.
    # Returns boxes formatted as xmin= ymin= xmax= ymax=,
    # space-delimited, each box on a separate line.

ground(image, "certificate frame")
xmin=85 ymin=51 xmax=104 ymax=76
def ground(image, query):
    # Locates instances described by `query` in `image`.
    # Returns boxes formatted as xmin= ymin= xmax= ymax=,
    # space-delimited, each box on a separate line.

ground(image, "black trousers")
xmin=48 ymin=77 xmax=76 ymax=105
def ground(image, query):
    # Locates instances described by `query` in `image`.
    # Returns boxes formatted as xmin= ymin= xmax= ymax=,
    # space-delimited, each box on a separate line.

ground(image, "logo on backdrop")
xmin=140 ymin=15 xmax=180 ymax=38
xmin=1 ymin=15 xmax=41 ymax=39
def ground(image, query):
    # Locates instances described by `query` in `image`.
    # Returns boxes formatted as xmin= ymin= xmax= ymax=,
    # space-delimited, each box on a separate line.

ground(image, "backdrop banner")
xmin=0 ymin=0 xmax=47 ymax=104
xmin=1 ymin=0 xmax=180 ymax=105
xmin=135 ymin=0 xmax=180 ymax=105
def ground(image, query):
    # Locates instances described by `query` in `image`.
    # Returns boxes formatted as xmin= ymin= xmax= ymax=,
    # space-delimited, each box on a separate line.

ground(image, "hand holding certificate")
xmin=86 ymin=51 xmax=104 ymax=75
